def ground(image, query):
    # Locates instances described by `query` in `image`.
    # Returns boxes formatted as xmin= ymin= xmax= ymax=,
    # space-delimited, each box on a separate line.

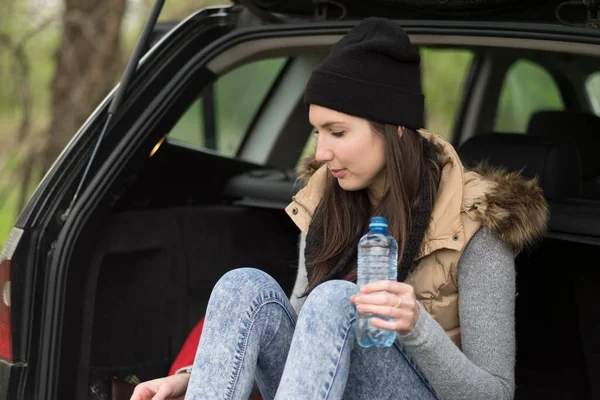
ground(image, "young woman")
xmin=131 ymin=17 xmax=548 ymax=400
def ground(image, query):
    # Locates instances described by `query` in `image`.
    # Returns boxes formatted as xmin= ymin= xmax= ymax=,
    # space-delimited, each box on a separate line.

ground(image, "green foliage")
xmin=158 ymin=0 xmax=231 ymax=21
xmin=0 ymin=189 xmax=17 ymax=244
xmin=0 ymin=1 xmax=61 ymax=247
xmin=0 ymin=1 xmax=235 ymax=247
xmin=421 ymin=47 xmax=474 ymax=138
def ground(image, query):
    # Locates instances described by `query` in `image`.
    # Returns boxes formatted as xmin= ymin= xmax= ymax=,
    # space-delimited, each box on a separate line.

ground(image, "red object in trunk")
xmin=0 ymin=259 xmax=12 ymax=362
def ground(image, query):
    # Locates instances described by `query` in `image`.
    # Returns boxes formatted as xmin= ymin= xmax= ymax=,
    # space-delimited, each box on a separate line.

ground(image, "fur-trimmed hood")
xmin=462 ymin=163 xmax=549 ymax=253
xmin=286 ymin=129 xmax=549 ymax=256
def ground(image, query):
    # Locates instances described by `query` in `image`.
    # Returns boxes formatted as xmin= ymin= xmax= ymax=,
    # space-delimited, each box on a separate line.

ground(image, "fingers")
xmin=351 ymin=280 xmax=417 ymax=310
xmin=350 ymin=280 xmax=420 ymax=334
xmin=355 ymin=303 xmax=411 ymax=319
xmin=351 ymin=291 xmax=393 ymax=306
xmin=351 ymin=291 xmax=415 ymax=311
xmin=152 ymin=383 xmax=177 ymax=400
xmin=130 ymin=376 xmax=187 ymax=400
xmin=131 ymin=384 xmax=154 ymax=400
xmin=358 ymin=280 xmax=413 ymax=295
xmin=351 ymin=292 xmax=411 ymax=309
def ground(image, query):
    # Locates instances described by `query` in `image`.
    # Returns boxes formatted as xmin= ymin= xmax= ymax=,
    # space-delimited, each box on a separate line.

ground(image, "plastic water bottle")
xmin=355 ymin=216 xmax=398 ymax=348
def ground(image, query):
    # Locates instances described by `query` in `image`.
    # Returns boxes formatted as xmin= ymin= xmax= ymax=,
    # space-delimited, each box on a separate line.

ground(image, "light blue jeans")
xmin=185 ymin=268 xmax=438 ymax=400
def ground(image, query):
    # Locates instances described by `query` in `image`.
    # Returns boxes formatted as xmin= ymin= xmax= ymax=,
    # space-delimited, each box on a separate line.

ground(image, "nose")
xmin=315 ymin=135 xmax=334 ymax=162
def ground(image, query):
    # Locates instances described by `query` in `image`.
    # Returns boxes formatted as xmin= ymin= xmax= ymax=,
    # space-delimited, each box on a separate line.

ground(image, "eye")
xmin=331 ymin=131 xmax=345 ymax=137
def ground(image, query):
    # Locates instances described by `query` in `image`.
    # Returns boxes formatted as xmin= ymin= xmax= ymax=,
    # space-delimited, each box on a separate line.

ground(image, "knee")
xmin=212 ymin=267 xmax=279 ymax=297
xmin=302 ymin=280 xmax=357 ymax=314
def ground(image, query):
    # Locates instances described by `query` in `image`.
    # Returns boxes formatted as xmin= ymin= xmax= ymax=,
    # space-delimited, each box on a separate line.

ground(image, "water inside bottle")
xmin=355 ymin=217 xmax=398 ymax=348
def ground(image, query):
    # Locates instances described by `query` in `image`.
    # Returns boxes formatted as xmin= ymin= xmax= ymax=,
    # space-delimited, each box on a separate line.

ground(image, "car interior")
xmin=78 ymin=31 xmax=600 ymax=399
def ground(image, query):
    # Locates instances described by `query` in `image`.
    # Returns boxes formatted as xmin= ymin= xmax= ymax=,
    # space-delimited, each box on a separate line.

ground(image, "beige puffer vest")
xmin=285 ymin=129 xmax=548 ymax=348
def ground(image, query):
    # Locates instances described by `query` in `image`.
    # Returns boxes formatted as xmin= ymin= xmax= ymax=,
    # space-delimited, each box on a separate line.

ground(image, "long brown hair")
xmin=303 ymin=123 xmax=441 ymax=295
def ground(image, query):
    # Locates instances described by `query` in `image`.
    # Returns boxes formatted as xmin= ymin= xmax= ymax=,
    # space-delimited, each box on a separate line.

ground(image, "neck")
xmin=367 ymin=189 xmax=380 ymax=207
xmin=368 ymin=172 xmax=387 ymax=206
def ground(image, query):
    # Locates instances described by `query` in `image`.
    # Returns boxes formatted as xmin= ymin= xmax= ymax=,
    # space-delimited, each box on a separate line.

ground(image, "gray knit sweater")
xmin=290 ymin=228 xmax=516 ymax=400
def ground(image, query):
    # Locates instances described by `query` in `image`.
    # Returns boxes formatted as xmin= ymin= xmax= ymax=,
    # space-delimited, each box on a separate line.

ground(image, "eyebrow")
xmin=310 ymin=121 xmax=345 ymax=129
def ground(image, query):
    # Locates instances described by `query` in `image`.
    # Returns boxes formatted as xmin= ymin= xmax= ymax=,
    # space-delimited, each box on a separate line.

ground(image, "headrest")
xmin=458 ymin=133 xmax=581 ymax=200
xmin=528 ymin=110 xmax=600 ymax=181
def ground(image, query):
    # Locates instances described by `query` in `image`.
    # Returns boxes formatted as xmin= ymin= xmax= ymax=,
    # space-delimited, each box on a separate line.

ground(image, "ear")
xmin=397 ymin=126 xmax=404 ymax=138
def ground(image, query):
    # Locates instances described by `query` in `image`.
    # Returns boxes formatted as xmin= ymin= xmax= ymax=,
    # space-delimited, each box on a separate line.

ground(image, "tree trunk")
xmin=42 ymin=0 xmax=127 ymax=173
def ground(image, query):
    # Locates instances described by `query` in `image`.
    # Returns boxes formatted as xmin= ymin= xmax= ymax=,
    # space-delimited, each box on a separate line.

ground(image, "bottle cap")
xmin=369 ymin=216 xmax=388 ymax=229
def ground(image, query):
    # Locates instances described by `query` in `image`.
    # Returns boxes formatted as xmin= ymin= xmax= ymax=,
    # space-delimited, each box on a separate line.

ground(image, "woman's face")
xmin=309 ymin=105 xmax=387 ymax=200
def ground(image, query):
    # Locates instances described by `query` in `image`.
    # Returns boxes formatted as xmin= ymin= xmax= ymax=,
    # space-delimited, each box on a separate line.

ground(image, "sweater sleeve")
xmin=397 ymin=228 xmax=516 ymax=400
xmin=289 ymin=232 xmax=308 ymax=314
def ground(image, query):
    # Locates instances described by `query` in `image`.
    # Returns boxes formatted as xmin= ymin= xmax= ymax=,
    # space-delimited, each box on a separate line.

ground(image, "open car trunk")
xmin=81 ymin=143 xmax=600 ymax=400
xmin=85 ymin=203 xmax=300 ymax=393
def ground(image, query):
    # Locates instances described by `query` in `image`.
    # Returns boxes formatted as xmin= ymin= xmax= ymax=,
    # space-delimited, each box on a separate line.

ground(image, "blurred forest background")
xmin=0 ymin=0 xmax=227 ymax=245
xmin=0 ymin=0 xmax=573 ymax=246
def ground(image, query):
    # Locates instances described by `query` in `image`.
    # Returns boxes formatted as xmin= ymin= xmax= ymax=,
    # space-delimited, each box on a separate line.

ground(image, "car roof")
xmin=239 ymin=0 xmax=595 ymax=27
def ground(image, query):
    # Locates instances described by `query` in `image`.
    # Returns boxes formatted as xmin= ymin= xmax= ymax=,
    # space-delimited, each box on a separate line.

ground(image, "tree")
xmin=0 ymin=0 xmax=57 ymax=215
xmin=42 ymin=0 xmax=128 ymax=173
xmin=0 ymin=0 xmax=229 ymax=244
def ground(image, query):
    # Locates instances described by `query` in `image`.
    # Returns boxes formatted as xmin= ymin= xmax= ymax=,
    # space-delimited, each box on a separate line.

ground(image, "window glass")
xmin=494 ymin=60 xmax=564 ymax=132
xmin=585 ymin=72 xmax=600 ymax=115
xmin=168 ymin=58 xmax=287 ymax=157
xmin=420 ymin=48 xmax=474 ymax=139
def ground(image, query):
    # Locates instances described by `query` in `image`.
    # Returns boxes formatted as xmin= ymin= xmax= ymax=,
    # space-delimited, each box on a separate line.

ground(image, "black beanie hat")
xmin=304 ymin=17 xmax=424 ymax=129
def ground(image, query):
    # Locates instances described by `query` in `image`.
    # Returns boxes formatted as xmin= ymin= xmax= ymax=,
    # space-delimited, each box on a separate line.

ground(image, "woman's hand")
xmin=130 ymin=373 xmax=190 ymax=400
xmin=350 ymin=280 xmax=420 ymax=335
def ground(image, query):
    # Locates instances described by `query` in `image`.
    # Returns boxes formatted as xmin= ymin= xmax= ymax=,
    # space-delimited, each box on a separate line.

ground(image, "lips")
xmin=330 ymin=168 xmax=347 ymax=178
